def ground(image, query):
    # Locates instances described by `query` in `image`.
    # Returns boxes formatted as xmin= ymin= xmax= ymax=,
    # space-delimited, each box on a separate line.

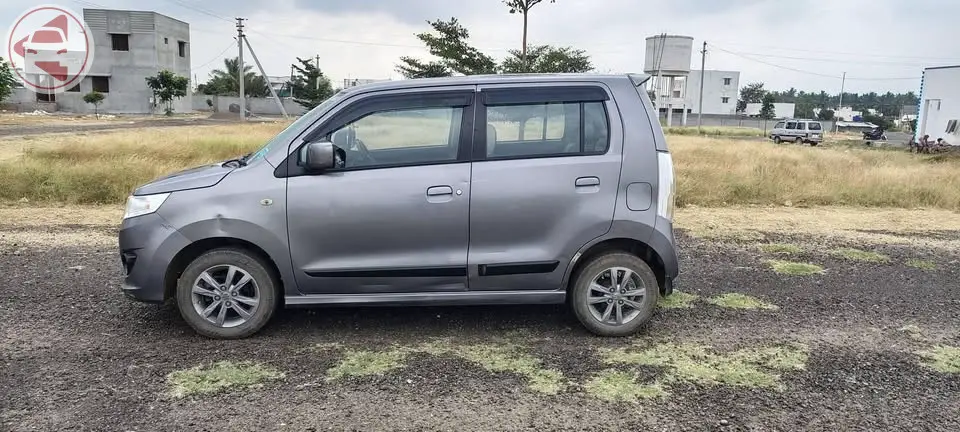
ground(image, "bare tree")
xmin=502 ymin=0 xmax=556 ymax=62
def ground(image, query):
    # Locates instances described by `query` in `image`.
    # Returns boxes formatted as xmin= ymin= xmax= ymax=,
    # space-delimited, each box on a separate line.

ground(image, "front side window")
xmin=786 ymin=122 xmax=797 ymax=130
xmin=774 ymin=122 xmax=785 ymax=129
xmin=326 ymin=106 xmax=462 ymax=169
xmin=485 ymin=101 xmax=608 ymax=158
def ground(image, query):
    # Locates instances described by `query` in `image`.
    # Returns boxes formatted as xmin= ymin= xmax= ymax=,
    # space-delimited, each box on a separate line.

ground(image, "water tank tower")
xmin=644 ymin=34 xmax=694 ymax=126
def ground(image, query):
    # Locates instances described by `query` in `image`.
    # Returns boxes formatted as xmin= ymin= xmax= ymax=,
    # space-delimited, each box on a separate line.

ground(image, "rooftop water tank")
xmin=644 ymin=35 xmax=694 ymax=76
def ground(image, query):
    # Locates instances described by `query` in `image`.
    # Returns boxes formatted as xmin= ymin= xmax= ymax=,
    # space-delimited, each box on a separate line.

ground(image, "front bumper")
xmin=118 ymin=213 xmax=191 ymax=303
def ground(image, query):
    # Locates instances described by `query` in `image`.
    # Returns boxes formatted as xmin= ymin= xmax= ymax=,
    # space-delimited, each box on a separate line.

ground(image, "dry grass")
xmin=905 ymin=259 xmax=937 ymax=270
xmin=759 ymin=243 xmax=804 ymax=255
xmin=326 ymin=349 xmax=409 ymax=380
xmin=583 ymin=370 xmax=666 ymax=402
xmin=671 ymin=135 xmax=960 ymax=210
xmin=1 ymin=123 xmax=960 ymax=207
xmin=664 ymin=126 xmax=767 ymax=137
xmin=677 ymin=206 xmax=960 ymax=250
xmin=0 ymin=123 xmax=285 ymax=204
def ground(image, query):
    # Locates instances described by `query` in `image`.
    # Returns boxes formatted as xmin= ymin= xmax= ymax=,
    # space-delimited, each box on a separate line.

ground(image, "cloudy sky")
xmin=4 ymin=0 xmax=959 ymax=94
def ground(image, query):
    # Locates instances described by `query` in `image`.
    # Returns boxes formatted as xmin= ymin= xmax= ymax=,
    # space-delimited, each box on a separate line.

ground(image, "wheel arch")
xmin=163 ymin=237 xmax=284 ymax=302
xmin=564 ymin=237 xmax=668 ymax=295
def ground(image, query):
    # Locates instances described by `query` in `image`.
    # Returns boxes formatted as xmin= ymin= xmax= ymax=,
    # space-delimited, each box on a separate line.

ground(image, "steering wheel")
xmin=332 ymin=128 xmax=374 ymax=165
xmin=350 ymin=137 xmax=374 ymax=164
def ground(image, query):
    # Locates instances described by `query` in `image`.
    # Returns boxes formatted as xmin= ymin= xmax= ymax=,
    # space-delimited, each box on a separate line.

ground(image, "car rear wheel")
xmin=773 ymin=136 xmax=782 ymax=144
xmin=795 ymin=137 xmax=804 ymax=144
xmin=570 ymin=252 xmax=658 ymax=337
xmin=175 ymin=248 xmax=278 ymax=339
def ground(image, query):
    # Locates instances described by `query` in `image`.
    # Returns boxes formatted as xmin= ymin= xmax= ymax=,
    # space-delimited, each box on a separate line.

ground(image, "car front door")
xmin=467 ymin=83 xmax=621 ymax=291
xmin=285 ymin=87 xmax=476 ymax=294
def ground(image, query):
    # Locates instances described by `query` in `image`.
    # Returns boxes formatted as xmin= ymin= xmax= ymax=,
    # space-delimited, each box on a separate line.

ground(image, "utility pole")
xmin=289 ymin=64 xmax=295 ymax=99
xmin=243 ymin=34 xmax=289 ymax=118
xmin=236 ymin=17 xmax=246 ymax=121
xmin=835 ymin=71 xmax=846 ymax=132
xmin=315 ymin=55 xmax=320 ymax=90
xmin=697 ymin=41 xmax=707 ymax=133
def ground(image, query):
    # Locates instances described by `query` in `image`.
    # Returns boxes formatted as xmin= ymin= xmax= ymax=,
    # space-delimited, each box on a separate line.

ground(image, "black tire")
xmin=773 ymin=136 xmax=782 ymax=144
xmin=175 ymin=248 xmax=279 ymax=339
xmin=570 ymin=252 xmax=659 ymax=337
xmin=795 ymin=137 xmax=804 ymax=144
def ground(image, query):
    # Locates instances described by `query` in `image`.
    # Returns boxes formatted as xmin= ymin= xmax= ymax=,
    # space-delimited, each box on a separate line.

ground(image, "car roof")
xmin=341 ymin=73 xmax=633 ymax=95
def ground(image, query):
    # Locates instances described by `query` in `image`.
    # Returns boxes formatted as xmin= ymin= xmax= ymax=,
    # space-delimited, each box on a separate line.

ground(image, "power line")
xmin=711 ymin=51 xmax=921 ymax=67
xmin=712 ymin=45 xmax=920 ymax=81
xmin=712 ymin=40 xmax=960 ymax=62
xmin=160 ymin=0 xmax=234 ymax=23
xmin=191 ymin=40 xmax=236 ymax=71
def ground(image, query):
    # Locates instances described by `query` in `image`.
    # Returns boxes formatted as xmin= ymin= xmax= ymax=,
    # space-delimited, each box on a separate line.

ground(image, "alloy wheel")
xmin=191 ymin=264 xmax=260 ymax=328
xmin=586 ymin=267 xmax=647 ymax=326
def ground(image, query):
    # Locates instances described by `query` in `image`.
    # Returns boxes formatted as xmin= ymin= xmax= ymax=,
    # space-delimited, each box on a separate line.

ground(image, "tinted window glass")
xmin=808 ymin=122 xmax=822 ymax=131
xmin=774 ymin=122 xmax=785 ymax=129
xmin=485 ymin=101 xmax=608 ymax=158
xmin=797 ymin=122 xmax=806 ymax=130
xmin=786 ymin=122 xmax=797 ymax=130
xmin=328 ymin=106 xmax=462 ymax=169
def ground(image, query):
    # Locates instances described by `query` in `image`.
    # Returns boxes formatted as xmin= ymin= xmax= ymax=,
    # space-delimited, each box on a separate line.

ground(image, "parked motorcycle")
xmin=862 ymin=128 xmax=887 ymax=141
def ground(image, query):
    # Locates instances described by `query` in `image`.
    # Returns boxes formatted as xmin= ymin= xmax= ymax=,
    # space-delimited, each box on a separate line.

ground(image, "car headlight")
xmin=123 ymin=193 xmax=171 ymax=220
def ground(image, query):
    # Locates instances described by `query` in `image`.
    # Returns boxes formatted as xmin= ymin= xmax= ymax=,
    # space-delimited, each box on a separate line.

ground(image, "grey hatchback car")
xmin=119 ymin=73 xmax=679 ymax=339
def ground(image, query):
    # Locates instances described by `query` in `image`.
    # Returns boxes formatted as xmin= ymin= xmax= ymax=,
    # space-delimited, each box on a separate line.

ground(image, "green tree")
xmin=82 ymin=91 xmax=105 ymax=118
xmin=759 ymin=93 xmax=776 ymax=119
xmin=396 ymin=18 xmax=497 ymax=78
xmin=737 ymin=82 xmax=765 ymax=113
xmin=500 ymin=44 xmax=592 ymax=73
xmin=200 ymin=57 xmax=270 ymax=97
xmin=817 ymin=109 xmax=834 ymax=121
xmin=0 ymin=57 xmax=16 ymax=102
xmin=290 ymin=57 xmax=334 ymax=110
xmin=502 ymin=0 xmax=556 ymax=61
xmin=145 ymin=70 xmax=189 ymax=115
xmin=861 ymin=112 xmax=894 ymax=130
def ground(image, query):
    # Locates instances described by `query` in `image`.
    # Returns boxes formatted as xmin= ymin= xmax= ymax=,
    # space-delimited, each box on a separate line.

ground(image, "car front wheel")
xmin=175 ymin=248 xmax=278 ymax=339
xmin=570 ymin=252 xmax=658 ymax=337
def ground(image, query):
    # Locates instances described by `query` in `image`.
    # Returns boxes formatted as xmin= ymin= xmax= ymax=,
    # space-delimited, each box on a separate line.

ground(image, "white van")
xmin=770 ymin=119 xmax=824 ymax=146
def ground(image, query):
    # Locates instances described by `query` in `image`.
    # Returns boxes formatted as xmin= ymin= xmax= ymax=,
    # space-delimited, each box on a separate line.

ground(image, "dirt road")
xmin=1 ymin=208 xmax=958 ymax=431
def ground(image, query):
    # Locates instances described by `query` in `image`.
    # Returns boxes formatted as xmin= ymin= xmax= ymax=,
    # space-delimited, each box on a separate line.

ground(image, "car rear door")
xmin=467 ymin=83 xmax=621 ymax=291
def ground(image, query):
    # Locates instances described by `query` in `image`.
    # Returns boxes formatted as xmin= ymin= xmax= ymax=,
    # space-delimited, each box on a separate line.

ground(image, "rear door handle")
xmin=427 ymin=186 xmax=454 ymax=196
xmin=575 ymin=177 xmax=600 ymax=187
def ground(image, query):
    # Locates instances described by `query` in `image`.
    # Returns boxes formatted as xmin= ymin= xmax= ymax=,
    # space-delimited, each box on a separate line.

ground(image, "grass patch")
xmin=707 ymin=293 xmax=779 ymax=310
xmin=167 ymin=361 xmax=284 ymax=398
xmin=759 ymin=243 xmax=803 ymax=255
xmin=583 ymin=370 xmax=666 ymax=402
xmin=831 ymin=248 xmax=890 ymax=263
xmin=658 ymin=291 xmax=699 ymax=309
xmin=422 ymin=342 xmax=565 ymax=394
xmin=4 ymin=128 xmax=960 ymax=208
xmin=326 ymin=349 xmax=409 ymax=380
xmin=601 ymin=343 xmax=808 ymax=391
xmin=767 ymin=260 xmax=825 ymax=275
xmin=905 ymin=259 xmax=937 ymax=270
xmin=917 ymin=346 xmax=960 ymax=374
xmin=664 ymin=126 xmax=767 ymax=137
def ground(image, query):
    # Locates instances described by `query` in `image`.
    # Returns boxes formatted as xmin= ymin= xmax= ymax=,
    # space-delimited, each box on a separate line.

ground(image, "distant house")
xmin=917 ymin=65 xmax=960 ymax=144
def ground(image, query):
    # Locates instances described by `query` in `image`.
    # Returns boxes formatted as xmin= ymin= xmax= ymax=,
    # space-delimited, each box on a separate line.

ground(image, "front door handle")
xmin=427 ymin=186 xmax=454 ymax=196
xmin=575 ymin=177 xmax=600 ymax=187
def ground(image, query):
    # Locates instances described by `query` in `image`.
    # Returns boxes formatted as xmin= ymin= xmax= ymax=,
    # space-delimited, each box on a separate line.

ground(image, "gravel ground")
xmin=1 ymin=219 xmax=958 ymax=431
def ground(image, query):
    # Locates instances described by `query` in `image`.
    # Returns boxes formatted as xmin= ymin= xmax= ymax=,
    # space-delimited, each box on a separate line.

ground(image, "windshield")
xmin=245 ymin=91 xmax=349 ymax=162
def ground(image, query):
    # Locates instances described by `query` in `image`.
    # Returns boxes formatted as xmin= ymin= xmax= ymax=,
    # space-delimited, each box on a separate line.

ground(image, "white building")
xmin=684 ymin=70 xmax=740 ymax=115
xmin=744 ymin=102 xmax=796 ymax=119
xmin=917 ymin=65 xmax=960 ymax=144
xmin=833 ymin=106 xmax=862 ymax=121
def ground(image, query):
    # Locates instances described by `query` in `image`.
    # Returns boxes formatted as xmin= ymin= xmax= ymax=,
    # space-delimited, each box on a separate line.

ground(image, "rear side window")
xmin=797 ymin=122 xmax=806 ymax=130
xmin=786 ymin=122 xmax=797 ymax=130
xmin=481 ymin=86 xmax=610 ymax=159
xmin=808 ymin=122 xmax=822 ymax=131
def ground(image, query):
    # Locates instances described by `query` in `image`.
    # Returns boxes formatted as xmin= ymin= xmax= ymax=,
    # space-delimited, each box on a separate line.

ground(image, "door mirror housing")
xmin=299 ymin=140 xmax=336 ymax=171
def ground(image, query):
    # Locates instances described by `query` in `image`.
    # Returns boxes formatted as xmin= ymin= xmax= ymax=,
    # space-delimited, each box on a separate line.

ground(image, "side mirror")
xmin=299 ymin=140 xmax=335 ymax=171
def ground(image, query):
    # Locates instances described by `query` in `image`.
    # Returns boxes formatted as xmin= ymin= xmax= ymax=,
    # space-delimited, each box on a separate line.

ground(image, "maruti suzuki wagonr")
xmin=119 ymin=73 xmax=679 ymax=339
